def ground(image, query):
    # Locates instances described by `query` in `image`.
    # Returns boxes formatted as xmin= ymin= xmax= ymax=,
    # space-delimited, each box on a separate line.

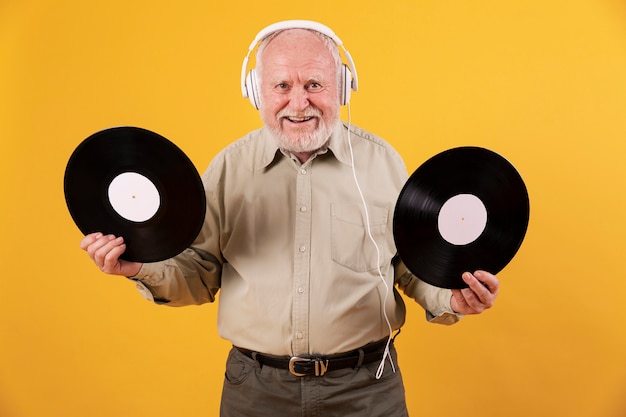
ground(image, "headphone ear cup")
xmin=246 ymin=69 xmax=260 ymax=110
xmin=340 ymin=64 xmax=351 ymax=106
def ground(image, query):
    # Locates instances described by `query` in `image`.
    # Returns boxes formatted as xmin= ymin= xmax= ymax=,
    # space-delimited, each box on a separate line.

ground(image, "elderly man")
xmin=81 ymin=21 xmax=498 ymax=417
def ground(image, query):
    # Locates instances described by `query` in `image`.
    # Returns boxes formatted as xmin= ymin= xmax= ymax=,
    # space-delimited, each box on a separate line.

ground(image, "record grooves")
xmin=64 ymin=126 xmax=206 ymax=263
xmin=393 ymin=147 xmax=529 ymax=289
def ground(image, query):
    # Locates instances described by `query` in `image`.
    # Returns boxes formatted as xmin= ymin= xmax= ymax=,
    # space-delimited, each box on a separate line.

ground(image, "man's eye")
xmin=276 ymin=83 xmax=288 ymax=90
xmin=308 ymin=82 xmax=321 ymax=90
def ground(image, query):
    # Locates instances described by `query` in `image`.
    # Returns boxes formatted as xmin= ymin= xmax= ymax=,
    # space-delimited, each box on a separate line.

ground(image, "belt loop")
xmin=353 ymin=348 xmax=365 ymax=371
xmin=251 ymin=351 xmax=262 ymax=369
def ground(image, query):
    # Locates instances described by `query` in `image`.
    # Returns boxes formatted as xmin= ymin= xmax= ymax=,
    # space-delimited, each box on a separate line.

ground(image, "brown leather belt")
xmin=235 ymin=338 xmax=389 ymax=377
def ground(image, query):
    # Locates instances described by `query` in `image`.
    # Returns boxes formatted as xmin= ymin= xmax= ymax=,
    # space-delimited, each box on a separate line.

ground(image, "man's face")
xmin=257 ymin=29 xmax=340 ymax=154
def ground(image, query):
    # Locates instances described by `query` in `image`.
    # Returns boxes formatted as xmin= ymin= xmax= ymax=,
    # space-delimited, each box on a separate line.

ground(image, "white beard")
xmin=264 ymin=108 xmax=339 ymax=154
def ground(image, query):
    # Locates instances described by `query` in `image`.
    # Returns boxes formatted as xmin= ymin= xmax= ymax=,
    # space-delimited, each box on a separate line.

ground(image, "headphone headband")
xmin=240 ymin=20 xmax=358 ymax=104
xmin=246 ymin=20 xmax=343 ymax=51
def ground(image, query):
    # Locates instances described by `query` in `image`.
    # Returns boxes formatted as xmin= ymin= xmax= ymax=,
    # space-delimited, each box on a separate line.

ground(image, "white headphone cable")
xmin=345 ymin=103 xmax=396 ymax=379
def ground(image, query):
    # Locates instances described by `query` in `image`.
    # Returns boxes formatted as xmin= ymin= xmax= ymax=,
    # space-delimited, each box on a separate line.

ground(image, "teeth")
xmin=287 ymin=116 xmax=313 ymax=122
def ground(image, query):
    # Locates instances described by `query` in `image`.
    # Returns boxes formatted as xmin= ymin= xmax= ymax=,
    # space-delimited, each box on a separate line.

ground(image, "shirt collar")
xmin=325 ymin=121 xmax=353 ymax=166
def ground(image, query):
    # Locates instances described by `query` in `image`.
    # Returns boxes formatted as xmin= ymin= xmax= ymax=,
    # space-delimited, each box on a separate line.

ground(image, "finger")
xmin=101 ymin=241 xmax=127 ymax=274
xmin=459 ymin=288 xmax=485 ymax=313
xmin=451 ymin=288 xmax=475 ymax=314
xmin=451 ymin=288 xmax=481 ymax=315
xmin=450 ymin=289 xmax=462 ymax=308
xmin=473 ymin=270 xmax=500 ymax=295
xmin=85 ymin=234 xmax=115 ymax=261
xmin=93 ymin=235 xmax=124 ymax=268
xmin=80 ymin=232 xmax=103 ymax=251
xmin=464 ymin=272 xmax=492 ymax=298
xmin=461 ymin=272 xmax=495 ymax=310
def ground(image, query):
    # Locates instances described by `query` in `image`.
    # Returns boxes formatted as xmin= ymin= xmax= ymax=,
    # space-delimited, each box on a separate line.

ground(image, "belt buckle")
xmin=288 ymin=356 xmax=329 ymax=377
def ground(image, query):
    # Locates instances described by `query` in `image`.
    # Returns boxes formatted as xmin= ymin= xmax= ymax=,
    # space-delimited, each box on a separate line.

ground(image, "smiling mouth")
xmin=285 ymin=116 xmax=315 ymax=123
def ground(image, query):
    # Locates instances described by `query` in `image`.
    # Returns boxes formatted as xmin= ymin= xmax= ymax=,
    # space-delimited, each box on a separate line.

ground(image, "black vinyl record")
xmin=64 ymin=126 xmax=206 ymax=263
xmin=393 ymin=147 xmax=529 ymax=289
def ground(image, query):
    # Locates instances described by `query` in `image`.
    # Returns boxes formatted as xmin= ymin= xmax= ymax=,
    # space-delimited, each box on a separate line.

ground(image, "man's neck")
xmin=292 ymin=151 xmax=314 ymax=164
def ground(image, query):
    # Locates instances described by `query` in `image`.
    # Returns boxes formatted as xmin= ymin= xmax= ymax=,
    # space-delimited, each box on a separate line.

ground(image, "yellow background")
xmin=2 ymin=1 xmax=626 ymax=416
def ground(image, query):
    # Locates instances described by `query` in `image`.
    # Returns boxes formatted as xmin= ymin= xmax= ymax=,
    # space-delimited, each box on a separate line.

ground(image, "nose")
xmin=289 ymin=87 xmax=310 ymax=111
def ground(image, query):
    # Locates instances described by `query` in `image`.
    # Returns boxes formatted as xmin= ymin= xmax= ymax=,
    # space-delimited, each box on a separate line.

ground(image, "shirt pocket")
xmin=330 ymin=203 xmax=390 ymax=272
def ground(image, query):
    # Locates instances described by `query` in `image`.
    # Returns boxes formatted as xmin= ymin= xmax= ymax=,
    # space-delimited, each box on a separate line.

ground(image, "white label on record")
xmin=437 ymin=194 xmax=487 ymax=246
xmin=107 ymin=172 xmax=160 ymax=222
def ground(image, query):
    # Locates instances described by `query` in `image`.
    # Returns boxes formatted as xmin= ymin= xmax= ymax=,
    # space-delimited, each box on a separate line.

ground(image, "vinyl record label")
xmin=437 ymin=193 xmax=488 ymax=245
xmin=107 ymin=172 xmax=161 ymax=222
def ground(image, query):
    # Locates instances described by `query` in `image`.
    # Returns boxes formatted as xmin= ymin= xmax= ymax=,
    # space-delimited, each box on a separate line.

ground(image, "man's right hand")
xmin=80 ymin=233 xmax=143 ymax=277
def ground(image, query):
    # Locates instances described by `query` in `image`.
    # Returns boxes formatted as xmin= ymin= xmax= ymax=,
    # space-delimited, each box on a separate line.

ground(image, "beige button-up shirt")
xmin=133 ymin=122 xmax=460 ymax=356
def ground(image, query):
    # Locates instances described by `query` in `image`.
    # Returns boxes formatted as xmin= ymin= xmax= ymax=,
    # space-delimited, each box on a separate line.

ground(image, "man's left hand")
xmin=450 ymin=270 xmax=499 ymax=315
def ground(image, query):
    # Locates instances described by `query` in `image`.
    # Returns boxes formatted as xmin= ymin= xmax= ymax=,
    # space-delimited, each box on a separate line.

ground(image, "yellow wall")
xmin=2 ymin=1 xmax=625 ymax=416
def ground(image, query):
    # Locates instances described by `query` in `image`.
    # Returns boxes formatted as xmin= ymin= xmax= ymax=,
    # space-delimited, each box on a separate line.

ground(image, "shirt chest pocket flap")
xmin=330 ymin=203 xmax=391 ymax=272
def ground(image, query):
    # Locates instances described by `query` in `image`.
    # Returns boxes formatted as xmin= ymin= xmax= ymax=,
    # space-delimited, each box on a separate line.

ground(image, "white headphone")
xmin=240 ymin=20 xmax=359 ymax=110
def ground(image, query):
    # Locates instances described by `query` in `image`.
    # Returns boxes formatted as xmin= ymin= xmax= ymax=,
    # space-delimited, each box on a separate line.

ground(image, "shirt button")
xmin=299 ymin=245 xmax=306 ymax=253
xmin=300 ymin=206 xmax=307 ymax=213
xmin=296 ymin=332 xmax=304 ymax=339
xmin=297 ymin=287 xmax=305 ymax=294
xmin=300 ymin=169 xmax=307 ymax=175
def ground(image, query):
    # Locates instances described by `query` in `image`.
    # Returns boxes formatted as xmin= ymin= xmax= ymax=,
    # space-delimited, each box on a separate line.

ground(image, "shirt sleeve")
xmin=393 ymin=256 xmax=463 ymax=325
xmin=129 ymin=247 xmax=222 ymax=306
xmin=128 ymin=146 xmax=230 ymax=306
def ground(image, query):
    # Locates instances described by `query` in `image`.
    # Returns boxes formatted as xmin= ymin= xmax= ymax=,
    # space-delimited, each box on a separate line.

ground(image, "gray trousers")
xmin=220 ymin=345 xmax=409 ymax=417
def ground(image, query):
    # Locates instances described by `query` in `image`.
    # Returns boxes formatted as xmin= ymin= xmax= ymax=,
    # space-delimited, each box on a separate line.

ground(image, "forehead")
xmin=259 ymin=29 xmax=336 ymax=78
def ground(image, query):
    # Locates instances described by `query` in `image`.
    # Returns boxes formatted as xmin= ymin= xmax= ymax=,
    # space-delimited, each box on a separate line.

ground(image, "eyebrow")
xmin=267 ymin=74 xmax=328 ymax=85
